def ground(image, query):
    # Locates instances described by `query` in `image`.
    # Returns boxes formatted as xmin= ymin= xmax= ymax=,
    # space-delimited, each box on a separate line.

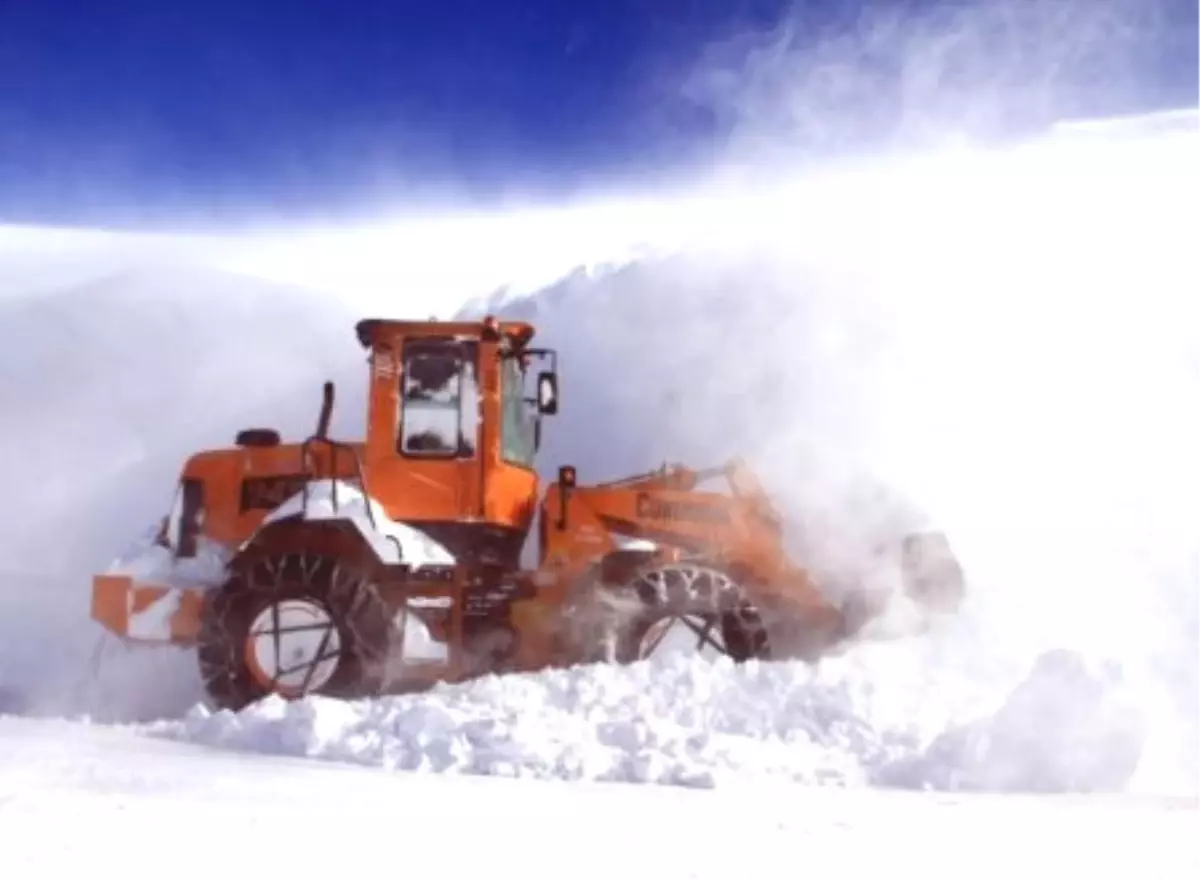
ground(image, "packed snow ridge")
xmin=147 ymin=643 xmax=1151 ymax=794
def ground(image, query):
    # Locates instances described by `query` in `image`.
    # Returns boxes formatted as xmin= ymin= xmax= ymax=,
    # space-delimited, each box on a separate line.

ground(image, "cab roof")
xmin=354 ymin=316 xmax=536 ymax=349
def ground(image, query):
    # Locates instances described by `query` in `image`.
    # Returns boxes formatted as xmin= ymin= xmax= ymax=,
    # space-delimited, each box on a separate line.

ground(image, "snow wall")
xmin=0 ymin=110 xmax=1196 ymax=796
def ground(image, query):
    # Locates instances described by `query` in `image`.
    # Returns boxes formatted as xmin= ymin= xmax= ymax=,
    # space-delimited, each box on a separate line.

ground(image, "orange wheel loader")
xmin=90 ymin=314 xmax=966 ymax=711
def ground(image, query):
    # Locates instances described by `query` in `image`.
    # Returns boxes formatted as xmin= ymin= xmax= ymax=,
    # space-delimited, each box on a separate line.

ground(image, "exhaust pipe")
xmin=316 ymin=381 xmax=334 ymax=439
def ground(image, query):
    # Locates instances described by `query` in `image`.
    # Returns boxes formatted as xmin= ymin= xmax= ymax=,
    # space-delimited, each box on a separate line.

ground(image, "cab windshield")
xmin=398 ymin=339 xmax=480 ymax=457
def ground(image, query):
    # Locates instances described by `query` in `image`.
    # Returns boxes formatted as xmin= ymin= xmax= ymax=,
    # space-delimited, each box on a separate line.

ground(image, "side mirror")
xmin=536 ymin=371 xmax=559 ymax=415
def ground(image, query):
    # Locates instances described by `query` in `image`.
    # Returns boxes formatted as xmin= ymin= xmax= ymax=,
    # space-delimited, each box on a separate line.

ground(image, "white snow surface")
xmin=3 ymin=716 xmax=1194 ymax=880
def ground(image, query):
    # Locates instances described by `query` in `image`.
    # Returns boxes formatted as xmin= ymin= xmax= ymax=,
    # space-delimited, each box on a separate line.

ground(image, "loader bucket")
xmin=900 ymin=530 xmax=966 ymax=614
xmin=91 ymin=574 xmax=205 ymax=645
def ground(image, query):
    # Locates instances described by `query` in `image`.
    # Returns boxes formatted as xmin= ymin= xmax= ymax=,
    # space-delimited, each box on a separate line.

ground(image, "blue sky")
xmin=0 ymin=0 xmax=1195 ymax=227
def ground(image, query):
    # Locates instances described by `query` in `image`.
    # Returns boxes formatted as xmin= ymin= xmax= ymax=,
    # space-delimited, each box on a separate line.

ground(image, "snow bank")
xmin=0 ymin=255 xmax=367 ymax=720
xmin=150 ymin=645 xmax=1151 ymax=793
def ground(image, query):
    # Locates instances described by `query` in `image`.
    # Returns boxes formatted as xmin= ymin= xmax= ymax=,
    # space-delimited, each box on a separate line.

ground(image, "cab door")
xmin=366 ymin=336 xmax=483 ymax=524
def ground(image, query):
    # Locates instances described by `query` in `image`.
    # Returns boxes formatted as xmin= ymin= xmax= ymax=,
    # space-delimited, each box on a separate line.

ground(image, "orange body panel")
xmin=535 ymin=462 xmax=829 ymax=611
xmin=92 ymin=574 xmax=205 ymax=644
xmin=507 ymin=460 xmax=852 ymax=670
xmin=182 ymin=442 xmax=361 ymax=546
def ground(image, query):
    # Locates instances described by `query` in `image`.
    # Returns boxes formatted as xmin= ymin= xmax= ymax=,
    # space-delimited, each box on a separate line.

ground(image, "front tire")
xmin=600 ymin=562 xmax=772 ymax=664
xmin=196 ymin=551 xmax=393 ymax=711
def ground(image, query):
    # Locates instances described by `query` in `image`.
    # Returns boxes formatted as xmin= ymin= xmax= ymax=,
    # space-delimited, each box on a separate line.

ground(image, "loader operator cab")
xmin=357 ymin=315 xmax=558 ymax=569
xmin=389 ymin=320 xmax=556 ymax=464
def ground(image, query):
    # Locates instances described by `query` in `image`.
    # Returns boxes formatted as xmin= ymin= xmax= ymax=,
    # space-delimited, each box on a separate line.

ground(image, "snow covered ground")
xmin=0 ymin=104 xmax=1197 ymax=872
xmin=3 ymin=714 xmax=1194 ymax=880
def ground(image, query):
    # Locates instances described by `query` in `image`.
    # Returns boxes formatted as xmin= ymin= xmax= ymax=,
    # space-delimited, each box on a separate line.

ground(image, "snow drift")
xmin=1 ymin=108 xmax=1196 ymax=796
xmin=153 ymin=645 xmax=1148 ymax=793
xmin=0 ymin=253 xmax=371 ymax=719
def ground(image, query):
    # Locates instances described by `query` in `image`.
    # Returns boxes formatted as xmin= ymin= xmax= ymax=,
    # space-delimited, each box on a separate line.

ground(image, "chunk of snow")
xmin=148 ymin=648 xmax=1152 ymax=794
xmin=611 ymin=535 xmax=658 ymax=552
xmin=104 ymin=525 xmax=231 ymax=590
xmin=126 ymin=590 xmax=185 ymax=641
xmin=262 ymin=480 xmax=456 ymax=567
xmin=881 ymin=650 xmax=1151 ymax=793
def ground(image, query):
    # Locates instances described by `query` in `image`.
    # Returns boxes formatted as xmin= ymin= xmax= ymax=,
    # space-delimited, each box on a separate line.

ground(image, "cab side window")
xmin=499 ymin=355 xmax=537 ymax=468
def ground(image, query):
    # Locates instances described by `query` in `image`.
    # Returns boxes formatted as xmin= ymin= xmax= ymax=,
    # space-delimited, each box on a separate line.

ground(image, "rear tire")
xmin=196 ymin=551 xmax=393 ymax=712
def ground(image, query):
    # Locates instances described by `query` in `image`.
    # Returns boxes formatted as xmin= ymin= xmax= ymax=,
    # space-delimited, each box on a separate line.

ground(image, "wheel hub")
xmin=637 ymin=613 xmax=729 ymax=661
xmin=244 ymin=599 xmax=342 ymax=696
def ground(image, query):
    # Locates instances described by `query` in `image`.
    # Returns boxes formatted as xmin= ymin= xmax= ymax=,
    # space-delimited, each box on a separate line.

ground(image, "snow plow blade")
xmin=902 ymin=530 xmax=966 ymax=614
xmin=91 ymin=574 xmax=205 ymax=645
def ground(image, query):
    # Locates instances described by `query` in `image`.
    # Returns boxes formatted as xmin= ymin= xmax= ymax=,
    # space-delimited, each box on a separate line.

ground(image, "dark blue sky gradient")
xmin=0 ymin=0 xmax=1195 ymax=226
